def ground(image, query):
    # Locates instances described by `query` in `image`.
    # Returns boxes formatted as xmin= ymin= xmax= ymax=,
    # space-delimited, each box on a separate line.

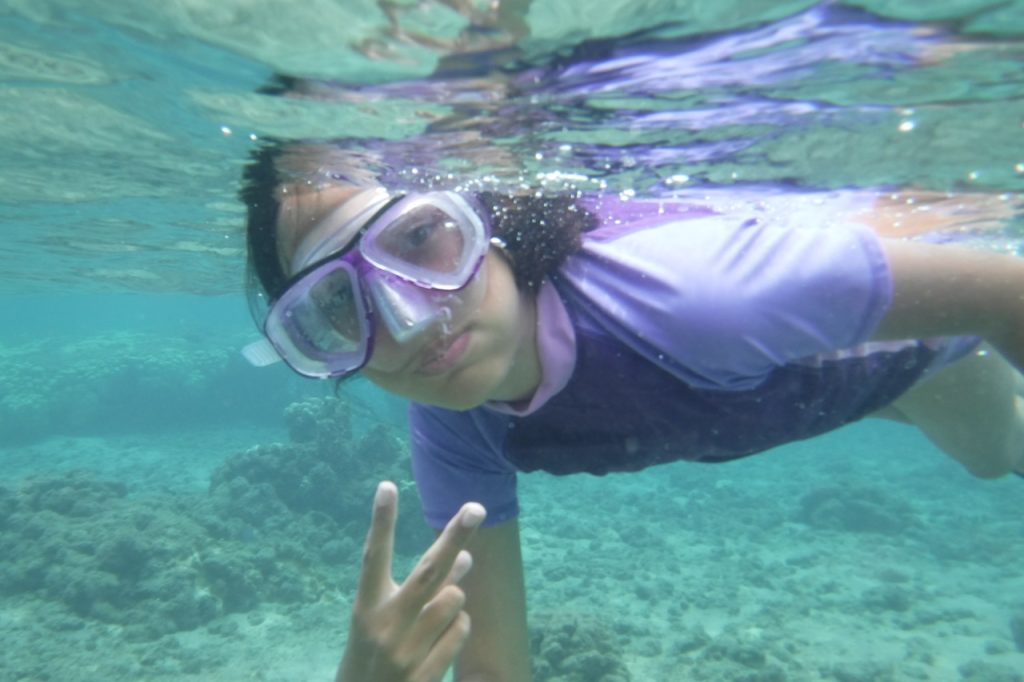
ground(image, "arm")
xmin=452 ymin=520 xmax=530 ymax=682
xmin=873 ymin=239 xmax=1024 ymax=370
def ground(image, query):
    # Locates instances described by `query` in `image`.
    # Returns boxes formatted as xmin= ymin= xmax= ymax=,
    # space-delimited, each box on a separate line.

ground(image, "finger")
xmin=446 ymin=550 xmax=473 ymax=586
xmin=399 ymin=583 xmax=467 ymax=664
xmin=356 ymin=481 xmax=399 ymax=604
xmin=392 ymin=552 xmax=473 ymax=670
xmin=413 ymin=610 xmax=472 ymax=682
xmin=397 ymin=503 xmax=485 ymax=610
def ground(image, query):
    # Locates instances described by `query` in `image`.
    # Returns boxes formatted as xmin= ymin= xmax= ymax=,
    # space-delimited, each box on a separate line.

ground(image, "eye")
xmin=403 ymin=221 xmax=440 ymax=250
xmin=375 ymin=207 xmax=466 ymax=273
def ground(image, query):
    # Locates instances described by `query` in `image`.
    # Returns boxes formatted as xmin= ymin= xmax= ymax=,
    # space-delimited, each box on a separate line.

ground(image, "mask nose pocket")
xmin=366 ymin=273 xmax=442 ymax=343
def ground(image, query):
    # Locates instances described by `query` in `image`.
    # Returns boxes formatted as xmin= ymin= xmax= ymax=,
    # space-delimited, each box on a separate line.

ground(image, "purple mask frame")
xmin=264 ymin=192 xmax=491 ymax=379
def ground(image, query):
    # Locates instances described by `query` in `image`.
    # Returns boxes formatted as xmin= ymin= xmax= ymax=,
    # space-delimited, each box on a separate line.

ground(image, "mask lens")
xmin=302 ymin=270 xmax=364 ymax=351
xmin=266 ymin=260 xmax=370 ymax=377
xmin=374 ymin=205 xmax=468 ymax=275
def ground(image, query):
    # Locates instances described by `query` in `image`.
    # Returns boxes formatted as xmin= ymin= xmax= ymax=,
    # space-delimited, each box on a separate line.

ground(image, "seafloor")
xmin=1 ymin=333 xmax=1022 ymax=682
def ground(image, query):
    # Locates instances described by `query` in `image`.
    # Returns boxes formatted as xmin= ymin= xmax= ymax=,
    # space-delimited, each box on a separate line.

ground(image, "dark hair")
xmin=474 ymin=191 xmax=597 ymax=291
xmin=241 ymin=144 xmax=287 ymax=323
xmin=240 ymin=145 xmax=598 ymax=325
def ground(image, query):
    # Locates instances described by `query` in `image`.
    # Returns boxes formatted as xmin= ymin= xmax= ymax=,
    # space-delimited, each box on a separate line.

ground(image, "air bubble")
xmin=438 ymin=306 xmax=454 ymax=336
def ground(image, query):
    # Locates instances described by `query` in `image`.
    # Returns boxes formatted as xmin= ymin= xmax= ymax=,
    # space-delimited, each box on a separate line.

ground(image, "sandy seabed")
xmin=1 ymin=419 xmax=1021 ymax=682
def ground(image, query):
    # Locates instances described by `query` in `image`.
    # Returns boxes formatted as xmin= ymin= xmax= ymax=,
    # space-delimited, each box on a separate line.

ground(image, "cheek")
xmin=445 ymin=267 xmax=489 ymax=325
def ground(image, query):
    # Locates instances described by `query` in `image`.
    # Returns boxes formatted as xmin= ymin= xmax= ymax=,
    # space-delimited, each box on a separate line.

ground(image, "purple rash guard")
xmin=409 ymin=192 xmax=977 ymax=529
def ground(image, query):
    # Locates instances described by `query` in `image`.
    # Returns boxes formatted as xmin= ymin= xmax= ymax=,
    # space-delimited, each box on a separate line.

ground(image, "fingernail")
xmin=461 ymin=503 xmax=486 ymax=528
xmin=451 ymin=550 xmax=473 ymax=583
xmin=375 ymin=481 xmax=396 ymax=506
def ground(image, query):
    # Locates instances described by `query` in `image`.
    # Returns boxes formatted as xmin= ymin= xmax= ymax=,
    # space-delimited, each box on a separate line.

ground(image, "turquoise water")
xmin=1 ymin=1 xmax=1023 ymax=680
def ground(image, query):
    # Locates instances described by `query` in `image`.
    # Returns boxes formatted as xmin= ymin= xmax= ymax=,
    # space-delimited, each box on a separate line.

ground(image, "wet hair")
xmin=241 ymin=145 xmax=287 ymax=323
xmin=240 ymin=144 xmax=598 ymax=325
xmin=474 ymin=191 xmax=597 ymax=291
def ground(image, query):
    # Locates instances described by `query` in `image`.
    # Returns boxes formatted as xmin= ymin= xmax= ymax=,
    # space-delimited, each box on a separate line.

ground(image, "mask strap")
xmin=290 ymin=187 xmax=391 ymax=272
xmin=241 ymin=338 xmax=282 ymax=367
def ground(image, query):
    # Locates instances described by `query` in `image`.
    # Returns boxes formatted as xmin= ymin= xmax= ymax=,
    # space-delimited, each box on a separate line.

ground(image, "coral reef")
xmin=211 ymin=396 xmax=430 ymax=554
xmin=0 ymin=331 xmax=293 ymax=445
xmin=0 ymin=397 xmax=426 ymax=647
xmin=796 ymin=485 xmax=918 ymax=534
xmin=1012 ymin=609 xmax=1024 ymax=652
xmin=669 ymin=623 xmax=797 ymax=682
xmin=959 ymin=659 xmax=1023 ymax=682
xmin=531 ymin=612 xmax=631 ymax=682
xmin=4 ymin=403 xmax=1023 ymax=680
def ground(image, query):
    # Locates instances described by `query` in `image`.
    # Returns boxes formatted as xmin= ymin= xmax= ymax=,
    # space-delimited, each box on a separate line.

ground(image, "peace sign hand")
xmin=336 ymin=481 xmax=486 ymax=682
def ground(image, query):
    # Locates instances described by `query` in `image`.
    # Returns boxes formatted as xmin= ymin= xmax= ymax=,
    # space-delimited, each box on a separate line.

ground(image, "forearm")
xmin=452 ymin=520 xmax=532 ymax=682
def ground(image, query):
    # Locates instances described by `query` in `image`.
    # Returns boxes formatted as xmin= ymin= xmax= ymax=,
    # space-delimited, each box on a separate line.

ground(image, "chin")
xmin=421 ymin=361 xmax=506 ymax=411
xmin=429 ymin=394 xmax=488 ymax=411
xmin=368 ymin=367 xmax=492 ymax=411
xmin=428 ymin=376 xmax=494 ymax=411
xmin=400 ymin=388 xmax=488 ymax=411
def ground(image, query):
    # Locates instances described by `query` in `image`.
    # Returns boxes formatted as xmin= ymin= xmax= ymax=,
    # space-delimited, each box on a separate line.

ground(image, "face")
xmin=276 ymin=182 xmax=540 ymax=410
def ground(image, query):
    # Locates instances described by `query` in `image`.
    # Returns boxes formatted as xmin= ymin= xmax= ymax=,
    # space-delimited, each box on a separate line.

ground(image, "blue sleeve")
xmin=408 ymin=404 xmax=519 ymax=529
xmin=563 ymin=215 xmax=892 ymax=390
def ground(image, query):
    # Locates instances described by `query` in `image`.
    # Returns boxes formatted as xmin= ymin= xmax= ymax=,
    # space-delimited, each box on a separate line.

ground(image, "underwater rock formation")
xmin=958 ymin=659 xmax=1023 ymax=682
xmin=0 ymin=471 xmax=222 ymax=639
xmin=0 ymin=331 xmax=292 ymax=445
xmin=1011 ymin=609 xmax=1024 ymax=652
xmin=675 ymin=623 xmax=793 ymax=681
xmin=211 ymin=396 xmax=430 ymax=554
xmin=796 ymin=485 xmax=919 ymax=534
xmin=0 ymin=397 xmax=427 ymax=642
xmin=530 ymin=612 xmax=631 ymax=682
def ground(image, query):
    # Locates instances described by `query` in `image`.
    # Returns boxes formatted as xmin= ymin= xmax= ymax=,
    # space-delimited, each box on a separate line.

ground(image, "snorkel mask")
xmin=244 ymin=189 xmax=492 ymax=379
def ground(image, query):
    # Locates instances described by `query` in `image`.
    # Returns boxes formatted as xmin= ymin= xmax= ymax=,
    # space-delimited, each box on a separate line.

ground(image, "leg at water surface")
xmin=882 ymin=343 xmax=1024 ymax=479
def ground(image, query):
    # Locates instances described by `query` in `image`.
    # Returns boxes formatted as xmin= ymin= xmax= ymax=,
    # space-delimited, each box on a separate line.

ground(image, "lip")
xmin=415 ymin=331 xmax=471 ymax=376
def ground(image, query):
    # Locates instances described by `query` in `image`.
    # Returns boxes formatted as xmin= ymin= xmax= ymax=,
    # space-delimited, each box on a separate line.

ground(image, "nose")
xmin=366 ymin=273 xmax=447 ymax=344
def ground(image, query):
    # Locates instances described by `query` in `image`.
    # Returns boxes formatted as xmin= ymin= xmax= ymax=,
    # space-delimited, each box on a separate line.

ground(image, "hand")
xmin=336 ymin=481 xmax=486 ymax=682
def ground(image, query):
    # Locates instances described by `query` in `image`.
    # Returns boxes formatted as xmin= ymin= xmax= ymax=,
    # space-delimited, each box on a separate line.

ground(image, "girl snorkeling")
xmin=242 ymin=148 xmax=1024 ymax=681
xmin=239 ymin=6 xmax=1024 ymax=681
